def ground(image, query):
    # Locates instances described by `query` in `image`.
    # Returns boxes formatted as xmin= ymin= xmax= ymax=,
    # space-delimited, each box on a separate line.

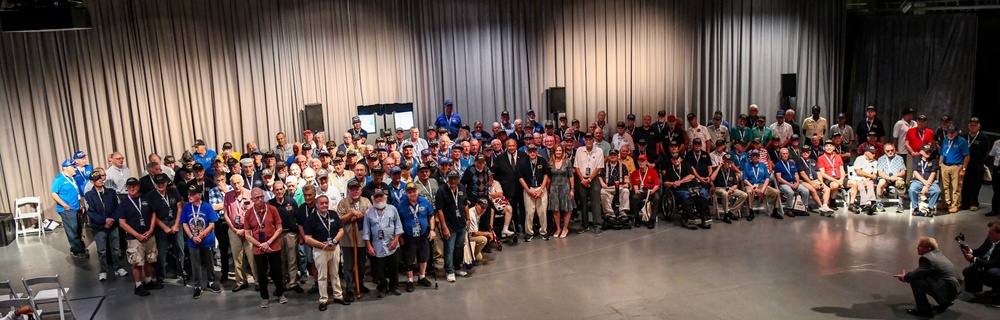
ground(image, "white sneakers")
xmin=501 ymin=229 xmax=515 ymax=237
xmin=115 ymin=268 xmax=129 ymax=277
xmin=818 ymin=205 xmax=834 ymax=213
xmin=446 ymin=274 xmax=456 ymax=282
xmin=99 ymin=272 xmax=108 ymax=281
xmin=455 ymin=270 xmax=468 ymax=277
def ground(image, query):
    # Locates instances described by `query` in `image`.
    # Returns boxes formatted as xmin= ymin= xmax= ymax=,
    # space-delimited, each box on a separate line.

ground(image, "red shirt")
xmin=629 ymin=166 xmax=660 ymax=189
xmin=905 ymin=127 xmax=934 ymax=153
xmin=817 ymin=152 xmax=844 ymax=179
xmin=243 ymin=204 xmax=282 ymax=255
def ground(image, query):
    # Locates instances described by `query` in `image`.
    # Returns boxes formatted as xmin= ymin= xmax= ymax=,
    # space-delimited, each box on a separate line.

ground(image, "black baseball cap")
xmin=187 ymin=183 xmax=203 ymax=195
xmin=222 ymin=142 xmax=233 ymax=149
xmin=153 ymin=174 xmax=170 ymax=184
xmin=609 ymin=149 xmax=619 ymax=155
xmin=192 ymin=163 xmax=205 ymax=171
xmin=917 ymin=114 xmax=928 ymax=121
xmin=723 ymin=153 xmax=732 ymax=161
xmin=89 ymin=171 xmax=104 ymax=181
xmin=687 ymin=113 xmax=697 ymax=120
xmin=800 ymin=145 xmax=811 ymax=152
xmin=126 ymin=177 xmax=140 ymax=186
xmin=347 ymin=180 xmax=361 ymax=189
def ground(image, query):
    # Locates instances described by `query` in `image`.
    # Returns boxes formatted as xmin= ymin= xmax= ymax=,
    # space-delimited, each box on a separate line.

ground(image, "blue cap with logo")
xmin=73 ymin=151 xmax=87 ymax=159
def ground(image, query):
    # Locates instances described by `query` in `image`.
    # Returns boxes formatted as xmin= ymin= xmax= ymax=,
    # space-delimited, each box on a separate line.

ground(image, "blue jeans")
xmin=93 ymin=228 xmax=123 ymax=272
xmin=909 ymin=181 xmax=941 ymax=210
xmin=443 ymin=227 xmax=467 ymax=274
xmin=298 ymin=244 xmax=313 ymax=279
xmin=154 ymin=220 xmax=187 ymax=278
xmin=58 ymin=210 xmax=85 ymax=254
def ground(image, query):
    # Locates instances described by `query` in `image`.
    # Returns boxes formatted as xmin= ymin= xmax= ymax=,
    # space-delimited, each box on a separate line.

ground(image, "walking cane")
xmin=352 ymin=222 xmax=361 ymax=299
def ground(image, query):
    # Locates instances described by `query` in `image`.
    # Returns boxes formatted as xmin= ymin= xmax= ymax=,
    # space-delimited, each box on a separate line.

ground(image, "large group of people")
xmin=47 ymin=100 xmax=1000 ymax=312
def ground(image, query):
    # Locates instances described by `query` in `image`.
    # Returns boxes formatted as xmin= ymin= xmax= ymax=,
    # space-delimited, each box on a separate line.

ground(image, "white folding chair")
xmin=0 ymin=297 xmax=39 ymax=320
xmin=22 ymin=275 xmax=72 ymax=320
xmin=14 ymin=197 xmax=44 ymax=239
xmin=0 ymin=280 xmax=24 ymax=302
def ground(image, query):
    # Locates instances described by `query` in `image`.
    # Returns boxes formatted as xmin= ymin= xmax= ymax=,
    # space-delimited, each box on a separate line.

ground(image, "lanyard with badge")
xmin=415 ymin=180 xmax=433 ymax=202
xmin=824 ymin=154 xmax=839 ymax=176
xmin=252 ymin=206 xmax=268 ymax=242
xmin=190 ymin=203 xmax=207 ymax=237
xmin=451 ymin=187 xmax=461 ymax=218
xmin=780 ymin=161 xmax=793 ymax=180
xmin=96 ymin=189 xmax=106 ymax=212
xmin=158 ymin=190 xmax=174 ymax=219
xmin=945 ymin=138 xmax=956 ymax=155
xmin=750 ymin=165 xmax=761 ymax=182
xmin=64 ymin=174 xmax=80 ymax=195
xmin=969 ymin=132 xmax=979 ymax=147
xmin=409 ymin=202 xmax=423 ymax=237
xmin=129 ymin=197 xmax=146 ymax=227
xmin=318 ymin=212 xmax=335 ymax=244
xmin=722 ymin=168 xmax=732 ymax=186
xmin=866 ymin=119 xmax=874 ymax=133
xmin=920 ymin=160 xmax=931 ymax=177
xmin=530 ymin=160 xmax=538 ymax=187
xmin=801 ymin=157 xmax=814 ymax=178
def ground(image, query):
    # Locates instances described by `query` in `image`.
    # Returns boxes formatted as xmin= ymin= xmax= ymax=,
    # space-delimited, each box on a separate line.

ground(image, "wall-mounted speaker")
xmin=547 ymin=87 xmax=566 ymax=114
xmin=304 ymin=103 xmax=325 ymax=133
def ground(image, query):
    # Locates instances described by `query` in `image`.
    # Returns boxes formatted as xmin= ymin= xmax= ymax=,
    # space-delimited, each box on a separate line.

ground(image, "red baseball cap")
xmin=667 ymin=115 xmax=677 ymax=122
xmin=638 ymin=155 xmax=648 ymax=161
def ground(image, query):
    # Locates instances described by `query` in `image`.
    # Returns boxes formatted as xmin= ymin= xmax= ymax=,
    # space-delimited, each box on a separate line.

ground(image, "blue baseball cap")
xmin=776 ymin=111 xmax=785 ymax=117
xmin=73 ymin=151 xmax=87 ymax=159
xmin=748 ymin=150 xmax=760 ymax=156
xmin=61 ymin=159 xmax=75 ymax=167
xmin=390 ymin=166 xmax=402 ymax=174
xmin=526 ymin=109 xmax=535 ymax=115
xmin=376 ymin=146 xmax=388 ymax=152
xmin=420 ymin=149 xmax=431 ymax=157
xmin=444 ymin=99 xmax=454 ymax=106
xmin=439 ymin=158 xmax=452 ymax=165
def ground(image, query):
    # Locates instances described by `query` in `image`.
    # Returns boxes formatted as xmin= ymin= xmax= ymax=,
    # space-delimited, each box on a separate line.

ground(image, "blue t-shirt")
xmin=940 ymin=136 xmax=969 ymax=165
xmin=192 ymin=150 xmax=219 ymax=175
xmin=74 ymin=165 xmax=93 ymax=194
xmin=397 ymin=196 xmax=434 ymax=237
xmin=180 ymin=201 xmax=218 ymax=248
xmin=729 ymin=151 xmax=748 ymax=171
xmin=773 ymin=159 xmax=798 ymax=183
xmin=51 ymin=174 xmax=81 ymax=213
xmin=743 ymin=162 xmax=770 ymax=185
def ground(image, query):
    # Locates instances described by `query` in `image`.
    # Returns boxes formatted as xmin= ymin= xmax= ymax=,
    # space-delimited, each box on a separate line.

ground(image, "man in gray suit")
xmin=895 ymin=237 xmax=961 ymax=317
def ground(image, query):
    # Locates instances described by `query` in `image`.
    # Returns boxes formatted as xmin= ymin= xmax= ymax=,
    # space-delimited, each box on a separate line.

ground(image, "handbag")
xmin=984 ymin=165 xmax=992 ymax=182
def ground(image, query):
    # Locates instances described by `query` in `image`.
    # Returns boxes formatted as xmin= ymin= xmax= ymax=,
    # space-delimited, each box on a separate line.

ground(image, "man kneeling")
xmin=894 ymin=237 xmax=960 ymax=317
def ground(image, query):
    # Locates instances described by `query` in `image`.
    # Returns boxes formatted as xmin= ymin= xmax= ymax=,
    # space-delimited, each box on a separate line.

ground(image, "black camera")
xmin=243 ymin=200 xmax=251 ymax=206
xmin=955 ymin=233 xmax=967 ymax=249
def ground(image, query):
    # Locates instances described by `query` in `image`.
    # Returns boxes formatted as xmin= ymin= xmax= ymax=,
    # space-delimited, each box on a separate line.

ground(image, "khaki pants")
xmin=313 ymin=246 xmax=344 ymax=303
xmin=468 ymin=235 xmax=487 ymax=262
xmin=940 ymin=164 xmax=964 ymax=208
xmin=523 ymin=187 xmax=548 ymax=236
xmin=714 ymin=187 xmax=749 ymax=214
xmin=432 ymin=225 xmax=444 ymax=269
xmin=600 ymin=187 xmax=631 ymax=215
xmin=746 ymin=184 xmax=781 ymax=210
xmin=280 ymin=232 xmax=300 ymax=285
xmin=228 ymin=228 xmax=258 ymax=287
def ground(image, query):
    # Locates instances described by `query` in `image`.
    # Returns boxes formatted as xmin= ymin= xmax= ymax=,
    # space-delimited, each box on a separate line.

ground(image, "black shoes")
xmin=722 ymin=214 xmax=733 ymax=224
xmin=144 ymin=281 xmax=164 ymax=290
xmin=390 ymin=288 xmax=402 ymax=296
xmin=290 ymin=285 xmax=304 ymax=293
xmin=344 ymin=293 xmax=356 ymax=302
xmin=680 ymin=220 xmax=698 ymax=230
xmin=134 ymin=285 xmax=151 ymax=297
xmin=405 ymin=281 xmax=415 ymax=292
xmin=233 ymin=283 xmax=248 ymax=292
xmin=771 ymin=209 xmax=784 ymax=220
xmin=932 ymin=302 xmax=952 ymax=313
xmin=417 ymin=277 xmax=432 ymax=287
xmin=193 ymin=287 xmax=203 ymax=299
xmin=207 ymin=282 xmax=221 ymax=293
xmin=334 ymin=298 xmax=350 ymax=305
xmin=318 ymin=302 xmax=327 ymax=311
xmin=541 ymin=234 xmax=550 ymax=241
xmin=360 ymin=285 xmax=371 ymax=294
xmin=747 ymin=211 xmax=756 ymax=221
xmin=377 ymin=288 xmax=388 ymax=298
xmin=524 ymin=235 xmax=533 ymax=242
xmin=986 ymin=211 xmax=999 ymax=217
xmin=905 ymin=308 xmax=933 ymax=317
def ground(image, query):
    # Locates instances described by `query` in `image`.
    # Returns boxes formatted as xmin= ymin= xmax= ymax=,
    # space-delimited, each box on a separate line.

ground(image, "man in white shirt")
xmin=402 ymin=127 xmax=429 ymax=156
xmin=707 ymin=114 xmax=729 ymax=150
xmin=106 ymin=152 xmax=132 ymax=197
xmin=685 ymin=113 xmax=711 ymax=150
xmin=574 ymin=133 xmax=606 ymax=233
xmin=769 ymin=110 xmax=794 ymax=147
xmin=849 ymin=145 xmax=879 ymax=214
xmin=612 ymin=121 xmax=634 ymax=151
xmin=893 ymin=108 xmax=916 ymax=182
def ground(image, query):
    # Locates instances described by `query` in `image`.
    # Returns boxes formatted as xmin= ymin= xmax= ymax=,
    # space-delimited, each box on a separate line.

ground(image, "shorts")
xmin=126 ymin=238 xmax=158 ymax=266
xmin=402 ymin=234 xmax=430 ymax=268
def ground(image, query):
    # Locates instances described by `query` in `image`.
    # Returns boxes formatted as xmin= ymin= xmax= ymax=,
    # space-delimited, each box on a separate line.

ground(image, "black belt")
xmin=283 ymin=228 xmax=297 ymax=233
xmin=943 ymin=163 xmax=962 ymax=166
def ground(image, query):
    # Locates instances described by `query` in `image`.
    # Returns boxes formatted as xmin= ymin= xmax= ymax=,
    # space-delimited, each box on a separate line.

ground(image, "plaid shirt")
xmin=877 ymin=154 xmax=906 ymax=176
xmin=209 ymin=186 xmax=228 ymax=212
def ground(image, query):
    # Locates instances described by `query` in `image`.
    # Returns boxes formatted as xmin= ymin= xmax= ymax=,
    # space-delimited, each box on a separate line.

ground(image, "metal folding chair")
xmin=0 ymin=297 xmax=38 ymax=320
xmin=0 ymin=280 xmax=24 ymax=302
xmin=22 ymin=275 xmax=72 ymax=320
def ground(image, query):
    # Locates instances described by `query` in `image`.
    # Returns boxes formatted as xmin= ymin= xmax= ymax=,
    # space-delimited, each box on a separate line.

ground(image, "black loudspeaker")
xmin=548 ymin=87 xmax=566 ymax=114
xmin=781 ymin=74 xmax=797 ymax=97
xmin=304 ymin=103 xmax=325 ymax=133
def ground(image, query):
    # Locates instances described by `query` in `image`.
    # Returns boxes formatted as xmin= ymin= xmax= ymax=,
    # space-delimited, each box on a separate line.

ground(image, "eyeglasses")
xmin=886 ymin=149 xmax=896 ymax=152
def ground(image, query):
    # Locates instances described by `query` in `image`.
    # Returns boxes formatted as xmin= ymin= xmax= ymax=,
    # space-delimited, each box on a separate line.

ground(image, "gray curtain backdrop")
xmin=0 ymin=0 xmax=844 ymax=215
xmin=846 ymin=14 xmax=978 ymax=127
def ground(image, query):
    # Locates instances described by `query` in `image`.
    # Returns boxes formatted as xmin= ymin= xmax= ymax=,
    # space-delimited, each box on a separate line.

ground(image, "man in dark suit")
xmin=491 ymin=139 xmax=527 ymax=235
xmin=960 ymin=221 xmax=1000 ymax=302
xmin=895 ymin=237 xmax=960 ymax=317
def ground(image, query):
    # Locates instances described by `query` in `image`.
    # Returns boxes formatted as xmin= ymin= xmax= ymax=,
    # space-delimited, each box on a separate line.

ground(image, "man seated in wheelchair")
xmin=599 ymin=149 xmax=631 ymax=228
xmin=849 ymin=145 xmax=880 ymax=214
xmin=742 ymin=150 xmax=781 ymax=220
xmin=774 ymin=147 xmax=812 ymax=217
xmin=629 ymin=155 xmax=661 ymax=229
xmin=711 ymin=153 xmax=747 ymax=223
xmin=875 ymin=144 xmax=907 ymax=213
xmin=909 ymin=144 xmax=942 ymax=217
xmin=663 ymin=153 xmax=712 ymax=229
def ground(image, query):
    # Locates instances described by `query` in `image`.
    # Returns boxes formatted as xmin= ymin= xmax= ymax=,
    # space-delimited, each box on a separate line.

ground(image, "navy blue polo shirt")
xmin=116 ymin=195 xmax=155 ymax=239
xmin=304 ymin=210 xmax=343 ymax=242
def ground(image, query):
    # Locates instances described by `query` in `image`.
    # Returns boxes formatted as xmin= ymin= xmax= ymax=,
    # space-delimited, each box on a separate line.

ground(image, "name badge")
xmin=585 ymin=168 xmax=591 ymax=176
xmin=257 ymin=232 xmax=266 ymax=242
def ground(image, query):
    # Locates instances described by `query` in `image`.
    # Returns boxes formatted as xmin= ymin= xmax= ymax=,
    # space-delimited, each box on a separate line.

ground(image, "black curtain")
xmin=846 ymin=14 xmax=978 ymax=127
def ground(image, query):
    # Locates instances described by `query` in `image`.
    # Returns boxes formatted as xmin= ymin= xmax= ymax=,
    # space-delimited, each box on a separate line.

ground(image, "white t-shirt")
xmin=893 ymin=119 xmax=916 ymax=155
xmin=852 ymin=156 xmax=877 ymax=181
xmin=686 ymin=125 xmax=712 ymax=150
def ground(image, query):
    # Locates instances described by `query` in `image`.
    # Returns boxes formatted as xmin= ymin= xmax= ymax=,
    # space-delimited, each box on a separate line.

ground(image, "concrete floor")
xmin=2 ymin=194 xmax=999 ymax=319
